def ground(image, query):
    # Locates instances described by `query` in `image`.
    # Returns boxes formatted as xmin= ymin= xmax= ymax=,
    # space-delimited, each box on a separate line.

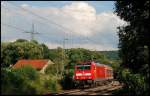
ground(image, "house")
xmin=13 ymin=59 xmax=54 ymax=74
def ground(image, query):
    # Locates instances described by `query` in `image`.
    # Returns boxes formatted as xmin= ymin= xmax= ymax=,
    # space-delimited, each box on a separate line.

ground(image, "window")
xmin=76 ymin=65 xmax=91 ymax=70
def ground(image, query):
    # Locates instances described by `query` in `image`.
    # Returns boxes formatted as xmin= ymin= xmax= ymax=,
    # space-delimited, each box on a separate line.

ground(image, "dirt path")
xmin=55 ymin=80 xmax=122 ymax=95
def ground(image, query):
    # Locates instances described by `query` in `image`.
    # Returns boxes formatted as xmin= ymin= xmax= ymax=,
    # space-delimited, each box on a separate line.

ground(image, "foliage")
xmin=1 ymin=39 xmax=121 ymax=94
xmin=116 ymin=68 xmax=149 ymax=95
xmin=29 ymin=74 xmax=62 ymax=94
xmin=49 ymin=47 xmax=69 ymax=76
xmin=45 ymin=64 xmax=58 ymax=76
xmin=40 ymin=43 xmax=50 ymax=59
xmin=1 ymin=66 xmax=62 ymax=95
xmin=60 ymin=73 xmax=74 ymax=89
xmin=14 ymin=65 xmax=38 ymax=81
xmin=15 ymin=39 xmax=28 ymax=43
xmin=100 ymin=51 xmax=119 ymax=60
xmin=47 ymin=76 xmax=62 ymax=92
xmin=66 ymin=48 xmax=111 ymax=66
xmin=1 ymin=39 xmax=51 ymax=68
xmin=1 ymin=67 xmax=36 ymax=95
xmin=114 ymin=1 xmax=149 ymax=95
xmin=115 ymin=1 xmax=149 ymax=72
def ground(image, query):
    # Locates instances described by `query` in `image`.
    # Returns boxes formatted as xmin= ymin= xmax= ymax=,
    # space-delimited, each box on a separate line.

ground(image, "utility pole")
xmin=24 ymin=22 xmax=40 ymax=41
xmin=61 ymin=38 xmax=68 ymax=77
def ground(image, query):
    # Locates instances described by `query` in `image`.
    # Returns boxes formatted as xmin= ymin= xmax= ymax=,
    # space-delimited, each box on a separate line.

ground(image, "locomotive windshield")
xmin=76 ymin=65 xmax=91 ymax=70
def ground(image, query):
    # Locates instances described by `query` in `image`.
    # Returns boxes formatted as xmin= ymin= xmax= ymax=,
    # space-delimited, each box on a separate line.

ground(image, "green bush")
xmin=45 ymin=64 xmax=58 ymax=75
xmin=1 ymin=67 xmax=62 ymax=95
xmin=117 ymin=68 xmax=149 ymax=95
xmin=14 ymin=65 xmax=38 ymax=81
xmin=60 ymin=74 xmax=74 ymax=89
xmin=45 ymin=76 xmax=62 ymax=92
xmin=36 ymin=75 xmax=62 ymax=93
xmin=29 ymin=78 xmax=45 ymax=94
xmin=1 ymin=68 xmax=36 ymax=95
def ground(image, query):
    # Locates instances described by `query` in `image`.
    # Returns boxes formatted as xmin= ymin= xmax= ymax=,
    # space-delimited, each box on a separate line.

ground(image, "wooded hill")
xmin=98 ymin=51 xmax=119 ymax=60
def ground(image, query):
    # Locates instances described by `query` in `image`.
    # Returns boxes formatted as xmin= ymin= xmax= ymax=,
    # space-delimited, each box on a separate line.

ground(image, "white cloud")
xmin=62 ymin=2 xmax=96 ymax=21
xmin=1 ymin=2 xmax=127 ymax=51
xmin=21 ymin=3 xmax=30 ymax=8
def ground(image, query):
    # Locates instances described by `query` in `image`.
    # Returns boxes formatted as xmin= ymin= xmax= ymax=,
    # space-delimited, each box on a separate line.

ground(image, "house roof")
xmin=13 ymin=59 xmax=51 ymax=70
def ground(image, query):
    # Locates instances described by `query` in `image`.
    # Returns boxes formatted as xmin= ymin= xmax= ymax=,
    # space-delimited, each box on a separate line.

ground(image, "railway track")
xmin=52 ymin=80 xmax=122 ymax=95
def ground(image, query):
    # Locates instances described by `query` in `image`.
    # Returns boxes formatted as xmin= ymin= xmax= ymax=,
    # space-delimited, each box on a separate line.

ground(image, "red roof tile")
xmin=13 ymin=59 xmax=49 ymax=70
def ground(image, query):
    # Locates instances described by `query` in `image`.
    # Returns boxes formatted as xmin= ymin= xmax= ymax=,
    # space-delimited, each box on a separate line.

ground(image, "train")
xmin=73 ymin=61 xmax=113 ymax=88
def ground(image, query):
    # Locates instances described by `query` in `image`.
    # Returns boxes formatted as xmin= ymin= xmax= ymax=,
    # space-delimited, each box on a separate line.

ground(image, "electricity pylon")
xmin=61 ymin=38 xmax=69 ymax=77
xmin=24 ymin=22 xmax=40 ymax=41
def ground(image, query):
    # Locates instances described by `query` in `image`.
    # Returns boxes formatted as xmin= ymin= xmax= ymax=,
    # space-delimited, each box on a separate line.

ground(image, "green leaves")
xmin=1 ymin=39 xmax=48 ymax=67
xmin=114 ymin=1 xmax=149 ymax=92
xmin=14 ymin=65 xmax=38 ymax=81
xmin=117 ymin=68 xmax=148 ymax=95
xmin=1 ymin=66 xmax=62 ymax=95
xmin=1 ymin=67 xmax=35 ymax=95
xmin=115 ymin=1 xmax=149 ymax=72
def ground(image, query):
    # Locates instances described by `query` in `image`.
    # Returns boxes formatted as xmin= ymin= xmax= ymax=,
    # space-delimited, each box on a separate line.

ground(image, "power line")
xmin=7 ymin=2 xmax=71 ymax=36
xmin=6 ymin=2 xmax=100 ymax=49
xmin=24 ymin=23 xmax=40 ymax=40
xmin=4 ymin=2 xmax=73 ymax=48
xmin=63 ymin=8 xmax=109 ymax=51
xmin=2 ymin=2 xmax=104 ymax=50
xmin=1 ymin=22 xmax=56 ymax=44
xmin=2 ymin=21 xmax=100 ymax=50
xmin=2 ymin=22 xmax=40 ymax=40
xmin=2 ymin=3 xmax=74 ymax=40
xmin=2 ymin=22 xmax=65 ymax=45
xmin=1 ymin=22 xmax=28 ymax=32
xmin=2 ymin=4 xmax=68 ymax=44
xmin=2 ymin=22 xmax=99 ymax=53
xmin=1 ymin=4 xmax=62 ymax=35
xmin=5 ymin=2 xmax=71 ymax=50
xmin=62 ymin=10 xmax=101 ymax=50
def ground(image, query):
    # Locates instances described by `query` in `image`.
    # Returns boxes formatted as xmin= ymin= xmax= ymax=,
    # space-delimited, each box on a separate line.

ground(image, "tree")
xmin=115 ymin=1 xmax=149 ymax=72
xmin=15 ymin=39 xmax=28 ymax=43
xmin=40 ymin=43 xmax=50 ymax=59
xmin=1 ymin=67 xmax=37 ymax=95
xmin=48 ymin=47 xmax=69 ymax=76
xmin=115 ymin=1 xmax=149 ymax=95
xmin=1 ymin=39 xmax=44 ymax=67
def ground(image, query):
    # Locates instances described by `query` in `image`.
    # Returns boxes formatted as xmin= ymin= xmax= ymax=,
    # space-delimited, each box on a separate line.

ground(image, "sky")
xmin=1 ymin=1 xmax=127 ymax=51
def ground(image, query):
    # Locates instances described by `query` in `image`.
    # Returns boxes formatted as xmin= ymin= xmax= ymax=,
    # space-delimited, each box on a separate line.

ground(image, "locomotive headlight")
xmin=76 ymin=73 xmax=82 ymax=76
xmin=85 ymin=73 xmax=91 ymax=76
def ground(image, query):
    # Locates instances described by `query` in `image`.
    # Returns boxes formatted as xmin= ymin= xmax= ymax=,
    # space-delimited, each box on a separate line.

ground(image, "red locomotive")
xmin=73 ymin=61 xmax=113 ymax=87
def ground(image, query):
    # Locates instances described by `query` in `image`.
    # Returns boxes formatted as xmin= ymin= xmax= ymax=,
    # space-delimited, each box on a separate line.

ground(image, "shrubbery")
xmin=1 ymin=66 xmax=62 ymax=95
xmin=116 ymin=68 xmax=149 ymax=95
xmin=1 ymin=67 xmax=36 ymax=95
xmin=14 ymin=65 xmax=38 ymax=80
xmin=60 ymin=73 xmax=74 ymax=89
xmin=1 ymin=39 xmax=119 ymax=94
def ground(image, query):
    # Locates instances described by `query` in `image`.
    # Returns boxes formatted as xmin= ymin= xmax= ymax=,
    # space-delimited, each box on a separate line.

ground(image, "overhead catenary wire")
xmin=5 ymin=2 xmax=99 ymax=48
xmin=7 ymin=2 xmax=71 ymax=37
xmin=2 ymin=22 xmax=30 ymax=33
xmin=63 ymin=7 xmax=110 ymax=51
xmin=1 ymin=3 xmax=69 ymax=39
xmin=2 ymin=2 xmax=106 ymax=75
xmin=2 ymin=2 xmax=105 ymax=51
xmin=2 ymin=2 xmax=68 ymax=48
xmin=3 ymin=2 xmax=73 ymax=49
xmin=1 ymin=23 xmax=62 ymax=44
xmin=62 ymin=10 xmax=103 ymax=51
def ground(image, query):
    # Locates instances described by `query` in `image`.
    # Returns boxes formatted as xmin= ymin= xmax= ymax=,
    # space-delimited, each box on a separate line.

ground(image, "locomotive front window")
xmin=84 ymin=66 xmax=91 ymax=70
xmin=76 ymin=65 xmax=91 ymax=70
